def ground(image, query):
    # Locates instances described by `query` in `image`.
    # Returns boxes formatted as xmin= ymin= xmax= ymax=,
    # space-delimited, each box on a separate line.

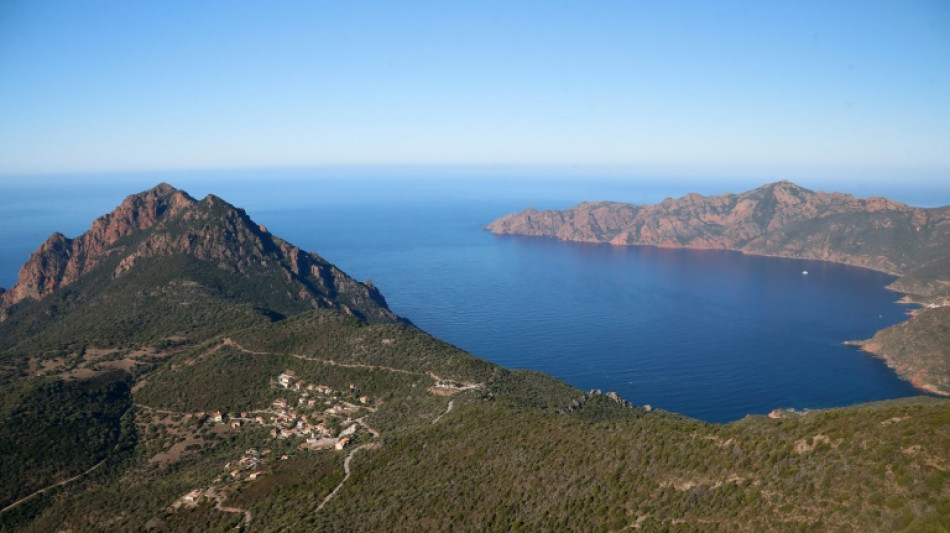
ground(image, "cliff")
xmin=487 ymin=180 xmax=950 ymax=394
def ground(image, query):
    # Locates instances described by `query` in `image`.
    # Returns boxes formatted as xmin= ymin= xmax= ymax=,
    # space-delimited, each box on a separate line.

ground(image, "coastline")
xmin=488 ymin=228 xmax=946 ymax=397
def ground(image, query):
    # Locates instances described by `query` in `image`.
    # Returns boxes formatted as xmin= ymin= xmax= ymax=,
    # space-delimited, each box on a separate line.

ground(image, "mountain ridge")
xmin=485 ymin=180 xmax=947 ymax=280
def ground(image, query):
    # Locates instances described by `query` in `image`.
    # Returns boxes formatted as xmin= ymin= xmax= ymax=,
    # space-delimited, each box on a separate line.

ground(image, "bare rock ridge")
xmin=486 ymin=180 xmax=950 ymax=395
xmin=0 ymin=183 xmax=398 ymax=324
xmin=1 ymin=183 xmax=195 ymax=308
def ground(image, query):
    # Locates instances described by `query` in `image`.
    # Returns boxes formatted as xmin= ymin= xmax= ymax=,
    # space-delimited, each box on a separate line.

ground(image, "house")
xmin=277 ymin=371 xmax=295 ymax=388
xmin=248 ymin=471 xmax=263 ymax=480
xmin=240 ymin=411 xmax=248 ymax=418
xmin=273 ymin=398 xmax=288 ymax=409
xmin=231 ymin=421 xmax=241 ymax=428
xmin=212 ymin=411 xmax=224 ymax=423
xmin=181 ymin=489 xmax=203 ymax=504
xmin=335 ymin=437 xmax=351 ymax=450
xmin=358 ymin=395 xmax=370 ymax=404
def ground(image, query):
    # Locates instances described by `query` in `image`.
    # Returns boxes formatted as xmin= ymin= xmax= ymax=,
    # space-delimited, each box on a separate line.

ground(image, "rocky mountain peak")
xmin=770 ymin=179 xmax=808 ymax=191
xmin=1 ymin=184 xmax=197 ymax=308
xmin=1 ymin=184 xmax=399 ymax=324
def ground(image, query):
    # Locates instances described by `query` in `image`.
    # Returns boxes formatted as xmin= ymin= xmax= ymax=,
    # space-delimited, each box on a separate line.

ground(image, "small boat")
xmin=802 ymin=270 xmax=809 ymax=275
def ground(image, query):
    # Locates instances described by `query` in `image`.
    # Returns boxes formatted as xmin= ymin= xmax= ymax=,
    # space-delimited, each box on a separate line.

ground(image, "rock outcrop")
xmin=0 ymin=183 xmax=399 ymax=324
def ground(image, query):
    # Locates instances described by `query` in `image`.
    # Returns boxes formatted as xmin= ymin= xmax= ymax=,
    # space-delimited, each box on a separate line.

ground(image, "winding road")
xmin=432 ymin=399 xmax=456 ymax=424
xmin=208 ymin=488 xmax=252 ymax=528
xmin=315 ymin=443 xmax=377 ymax=513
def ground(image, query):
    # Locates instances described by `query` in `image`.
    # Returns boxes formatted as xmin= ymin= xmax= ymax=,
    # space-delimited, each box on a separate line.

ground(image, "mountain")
xmin=1 ymin=184 xmax=948 ymax=532
xmin=486 ymin=180 xmax=950 ymax=395
xmin=1 ymin=183 xmax=397 ymax=325
xmin=1 ymin=183 xmax=195 ymax=308
xmin=0 ymin=184 xmax=400 ymax=355
xmin=486 ymin=180 xmax=950 ymax=289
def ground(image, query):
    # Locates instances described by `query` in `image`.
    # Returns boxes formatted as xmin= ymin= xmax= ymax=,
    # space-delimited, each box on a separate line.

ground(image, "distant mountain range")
xmin=486 ymin=180 xmax=950 ymax=395
xmin=0 ymin=183 xmax=947 ymax=532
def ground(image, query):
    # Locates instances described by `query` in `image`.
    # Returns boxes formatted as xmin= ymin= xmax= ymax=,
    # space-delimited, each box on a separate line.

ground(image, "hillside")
xmin=0 ymin=184 xmax=948 ymax=532
xmin=486 ymin=180 xmax=950 ymax=395
xmin=860 ymin=306 xmax=950 ymax=396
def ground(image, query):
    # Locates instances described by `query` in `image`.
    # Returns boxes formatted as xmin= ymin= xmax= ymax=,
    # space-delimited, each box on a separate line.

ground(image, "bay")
xmin=0 ymin=172 xmax=938 ymax=422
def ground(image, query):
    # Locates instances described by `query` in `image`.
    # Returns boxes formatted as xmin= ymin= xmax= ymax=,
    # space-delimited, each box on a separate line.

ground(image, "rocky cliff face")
xmin=486 ymin=180 xmax=950 ymax=285
xmin=0 ymin=183 xmax=398 ymax=324
xmin=1 ymin=183 xmax=196 ymax=308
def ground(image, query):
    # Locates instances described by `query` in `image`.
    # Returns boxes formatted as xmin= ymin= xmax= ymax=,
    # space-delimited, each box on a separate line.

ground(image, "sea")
xmin=2 ymin=169 xmax=947 ymax=423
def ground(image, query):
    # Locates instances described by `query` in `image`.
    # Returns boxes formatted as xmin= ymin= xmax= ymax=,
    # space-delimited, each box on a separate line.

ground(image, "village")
xmin=169 ymin=369 xmax=376 ymax=519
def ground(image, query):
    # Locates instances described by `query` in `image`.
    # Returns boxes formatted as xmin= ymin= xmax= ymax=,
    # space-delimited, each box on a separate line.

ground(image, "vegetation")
xmin=863 ymin=306 xmax=950 ymax=395
xmin=0 ymin=374 xmax=132 ymax=510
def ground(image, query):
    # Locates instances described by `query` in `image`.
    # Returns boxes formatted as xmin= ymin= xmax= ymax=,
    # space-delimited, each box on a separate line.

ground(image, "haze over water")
xmin=0 ymin=174 xmax=940 ymax=422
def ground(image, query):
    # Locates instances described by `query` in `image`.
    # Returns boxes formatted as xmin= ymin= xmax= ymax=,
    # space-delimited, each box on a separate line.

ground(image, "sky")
xmin=0 ymin=1 xmax=949 ymax=182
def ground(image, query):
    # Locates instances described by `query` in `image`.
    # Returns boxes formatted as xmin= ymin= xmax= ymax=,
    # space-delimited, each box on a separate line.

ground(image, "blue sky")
xmin=1 ymin=1 xmax=948 ymax=181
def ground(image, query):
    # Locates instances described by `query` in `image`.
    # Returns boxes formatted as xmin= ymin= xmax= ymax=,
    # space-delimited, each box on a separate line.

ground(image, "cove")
xmin=259 ymin=199 xmax=923 ymax=423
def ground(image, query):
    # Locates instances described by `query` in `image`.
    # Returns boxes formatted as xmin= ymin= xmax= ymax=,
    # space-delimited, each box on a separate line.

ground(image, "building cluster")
xmin=169 ymin=370 xmax=376 ymax=515
xmin=197 ymin=370 xmax=371 ymax=451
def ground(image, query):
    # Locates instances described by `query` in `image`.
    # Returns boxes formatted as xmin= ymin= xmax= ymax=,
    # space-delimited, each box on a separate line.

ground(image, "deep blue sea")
xmin=2 ymin=171 xmax=947 ymax=422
